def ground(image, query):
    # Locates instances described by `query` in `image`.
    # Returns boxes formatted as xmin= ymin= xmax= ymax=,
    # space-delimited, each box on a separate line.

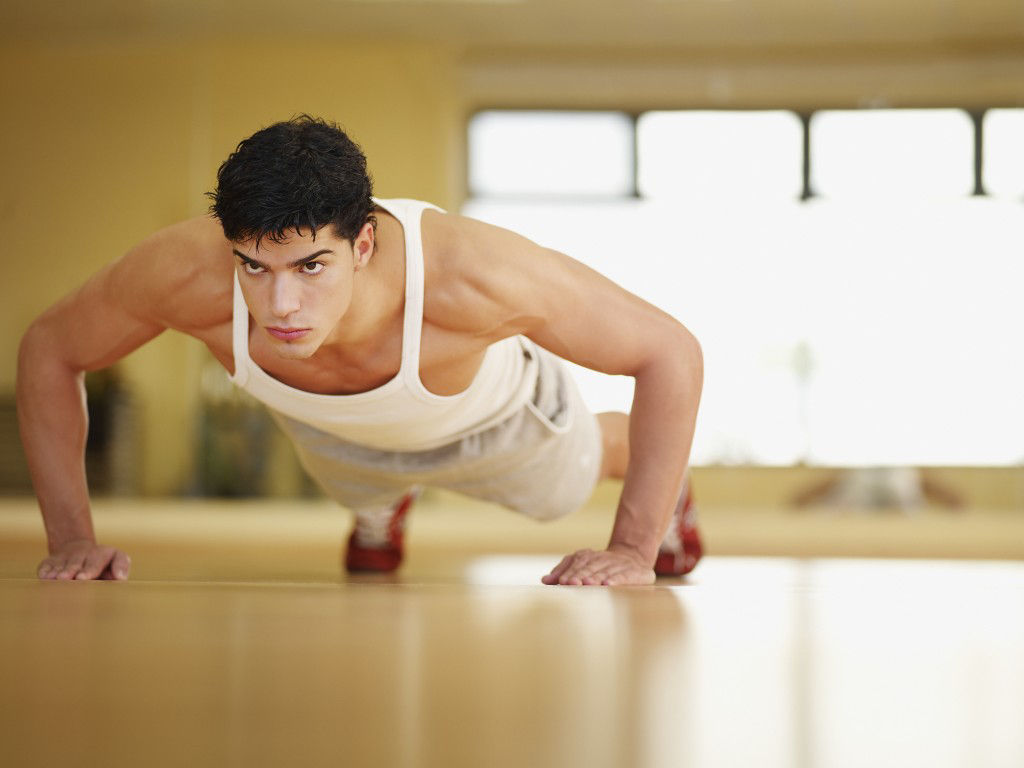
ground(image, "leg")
xmin=655 ymin=478 xmax=703 ymax=576
xmin=268 ymin=414 xmax=428 ymax=574
xmin=597 ymin=411 xmax=630 ymax=481
xmin=346 ymin=488 xmax=421 ymax=573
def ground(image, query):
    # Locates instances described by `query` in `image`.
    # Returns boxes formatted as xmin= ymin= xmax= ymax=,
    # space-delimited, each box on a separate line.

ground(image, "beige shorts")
xmin=271 ymin=347 xmax=603 ymax=520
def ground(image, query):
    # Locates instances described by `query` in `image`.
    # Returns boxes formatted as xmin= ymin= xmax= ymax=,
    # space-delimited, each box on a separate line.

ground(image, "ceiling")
xmin=4 ymin=0 xmax=1024 ymax=53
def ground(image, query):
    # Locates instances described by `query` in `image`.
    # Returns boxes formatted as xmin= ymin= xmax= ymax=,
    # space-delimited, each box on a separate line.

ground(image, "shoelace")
xmin=353 ymin=505 xmax=398 ymax=548
xmin=660 ymin=514 xmax=683 ymax=552
xmin=660 ymin=489 xmax=693 ymax=553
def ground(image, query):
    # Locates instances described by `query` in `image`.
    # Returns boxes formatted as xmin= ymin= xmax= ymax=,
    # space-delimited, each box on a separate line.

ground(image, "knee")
xmin=516 ymin=501 xmax=576 ymax=523
xmin=596 ymin=411 xmax=630 ymax=480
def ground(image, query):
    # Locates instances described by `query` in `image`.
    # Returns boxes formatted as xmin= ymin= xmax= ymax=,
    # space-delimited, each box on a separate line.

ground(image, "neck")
xmin=321 ymin=213 xmax=404 ymax=353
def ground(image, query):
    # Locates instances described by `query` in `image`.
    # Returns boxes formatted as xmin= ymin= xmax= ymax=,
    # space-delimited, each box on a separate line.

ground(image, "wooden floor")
xmin=2 ymin=492 xmax=1023 ymax=768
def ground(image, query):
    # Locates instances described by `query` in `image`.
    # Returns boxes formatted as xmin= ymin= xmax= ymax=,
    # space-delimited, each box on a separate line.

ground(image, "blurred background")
xmin=2 ymin=0 xmax=1023 ymax=547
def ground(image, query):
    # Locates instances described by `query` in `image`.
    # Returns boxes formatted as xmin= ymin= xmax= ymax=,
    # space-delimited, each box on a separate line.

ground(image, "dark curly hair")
xmin=206 ymin=114 xmax=375 ymax=248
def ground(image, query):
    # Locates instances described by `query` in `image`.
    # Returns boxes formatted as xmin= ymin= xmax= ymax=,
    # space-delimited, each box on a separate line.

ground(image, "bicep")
xmin=28 ymin=257 xmax=167 ymax=373
xmin=518 ymin=249 xmax=695 ymax=376
xmin=28 ymin=215 xmax=232 ymax=372
xmin=442 ymin=213 xmax=697 ymax=375
xmin=23 ymin=216 xmax=224 ymax=372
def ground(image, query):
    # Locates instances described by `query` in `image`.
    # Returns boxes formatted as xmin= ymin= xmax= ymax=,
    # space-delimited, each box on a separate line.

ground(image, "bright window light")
xmin=811 ymin=109 xmax=974 ymax=199
xmin=796 ymin=197 xmax=1024 ymax=466
xmin=638 ymin=110 xmax=803 ymax=201
xmin=983 ymin=109 xmax=1024 ymax=199
xmin=464 ymin=110 xmax=1024 ymax=466
xmin=468 ymin=111 xmax=633 ymax=197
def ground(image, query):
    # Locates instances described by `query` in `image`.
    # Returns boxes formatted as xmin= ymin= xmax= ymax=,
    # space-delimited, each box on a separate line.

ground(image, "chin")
xmin=272 ymin=340 xmax=319 ymax=360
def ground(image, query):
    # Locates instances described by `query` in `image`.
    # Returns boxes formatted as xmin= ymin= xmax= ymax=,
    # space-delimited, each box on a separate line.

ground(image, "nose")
xmin=270 ymin=275 xmax=301 ymax=319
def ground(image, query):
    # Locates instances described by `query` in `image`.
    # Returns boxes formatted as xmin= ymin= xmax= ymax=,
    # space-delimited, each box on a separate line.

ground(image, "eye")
xmin=301 ymin=261 xmax=325 ymax=275
xmin=241 ymin=260 xmax=264 ymax=275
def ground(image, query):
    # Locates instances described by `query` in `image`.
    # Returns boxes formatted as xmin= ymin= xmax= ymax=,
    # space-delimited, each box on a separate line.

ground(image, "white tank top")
xmin=227 ymin=197 xmax=540 ymax=452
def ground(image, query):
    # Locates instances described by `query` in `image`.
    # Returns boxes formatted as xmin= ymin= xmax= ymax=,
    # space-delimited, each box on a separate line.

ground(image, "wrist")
xmin=609 ymin=494 xmax=676 ymax=567
xmin=48 ymin=536 xmax=96 ymax=555
xmin=42 ymin=504 xmax=96 ymax=554
xmin=606 ymin=541 xmax=657 ymax=568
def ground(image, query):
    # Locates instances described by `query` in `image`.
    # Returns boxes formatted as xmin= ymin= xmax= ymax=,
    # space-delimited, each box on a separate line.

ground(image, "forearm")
xmin=608 ymin=336 xmax=703 ymax=564
xmin=16 ymin=326 xmax=96 ymax=552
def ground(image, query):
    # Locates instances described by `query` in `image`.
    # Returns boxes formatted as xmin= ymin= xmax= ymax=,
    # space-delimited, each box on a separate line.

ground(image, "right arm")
xmin=17 ymin=216 xmax=226 ymax=580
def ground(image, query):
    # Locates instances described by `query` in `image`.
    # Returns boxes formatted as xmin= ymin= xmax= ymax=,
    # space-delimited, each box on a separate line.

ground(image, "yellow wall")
xmin=2 ymin=39 xmax=458 ymax=494
xmin=3 ymin=36 xmax=1023 ymax=498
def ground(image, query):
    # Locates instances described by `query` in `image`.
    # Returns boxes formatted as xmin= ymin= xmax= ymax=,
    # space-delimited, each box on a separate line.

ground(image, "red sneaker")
xmin=654 ymin=480 xmax=704 ymax=577
xmin=344 ymin=489 xmax=419 ymax=573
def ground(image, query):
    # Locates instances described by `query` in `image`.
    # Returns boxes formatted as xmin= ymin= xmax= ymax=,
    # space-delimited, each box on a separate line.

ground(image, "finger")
xmin=580 ymin=562 xmax=615 ymax=585
xmin=555 ymin=569 xmax=583 ymax=586
xmin=75 ymin=548 xmax=113 ymax=581
xmin=560 ymin=559 xmax=599 ymax=585
xmin=583 ymin=560 xmax=635 ymax=586
xmin=56 ymin=552 xmax=88 ymax=580
xmin=109 ymin=551 xmax=131 ymax=580
xmin=45 ymin=556 xmax=71 ymax=580
xmin=38 ymin=555 xmax=63 ymax=578
xmin=556 ymin=557 xmax=585 ymax=585
xmin=543 ymin=550 xmax=596 ymax=584
xmin=584 ymin=564 xmax=626 ymax=586
xmin=542 ymin=556 xmax=575 ymax=584
xmin=542 ymin=555 xmax=575 ymax=584
xmin=561 ymin=565 xmax=598 ymax=589
xmin=565 ymin=553 xmax=615 ymax=585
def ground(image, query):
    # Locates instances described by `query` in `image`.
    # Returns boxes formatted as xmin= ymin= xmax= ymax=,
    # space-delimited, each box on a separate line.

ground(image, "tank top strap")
xmin=400 ymin=202 xmax=425 ymax=385
xmin=376 ymin=198 xmax=443 ymax=388
xmin=229 ymin=271 xmax=251 ymax=386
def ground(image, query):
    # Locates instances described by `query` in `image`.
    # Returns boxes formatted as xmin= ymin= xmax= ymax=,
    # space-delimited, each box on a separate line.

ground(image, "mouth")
xmin=266 ymin=327 xmax=311 ymax=342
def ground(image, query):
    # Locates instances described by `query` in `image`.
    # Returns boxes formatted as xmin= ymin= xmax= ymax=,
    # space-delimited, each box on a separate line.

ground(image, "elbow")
xmin=686 ymin=326 xmax=703 ymax=373
xmin=16 ymin=322 xmax=45 ymax=404
xmin=676 ymin=325 xmax=703 ymax=392
xmin=17 ymin=320 xmax=47 ymax=374
xmin=17 ymin=318 xmax=77 ymax=391
xmin=657 ymin=320 xmax=702 ymax=374
xmin=635 ymin=321 xmax=703 ymax=392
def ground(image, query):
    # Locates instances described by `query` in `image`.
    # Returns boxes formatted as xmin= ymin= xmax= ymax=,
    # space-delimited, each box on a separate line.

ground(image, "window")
xmin=810 ymin=109 xmax=974 ymax=198
xmin=465 ymin=109 xmax=1024 ymax=466
xmin=638 ymin=110 xmax=803 ymax=201
xmin=468 ymin=110 xmax=633 ymax=197
xmin=983 ymin=109 xmax=1024 ymax=199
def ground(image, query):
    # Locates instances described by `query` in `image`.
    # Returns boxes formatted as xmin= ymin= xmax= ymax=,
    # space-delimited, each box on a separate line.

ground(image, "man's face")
xmin=232 ymin=222 xmax=373 ymax=360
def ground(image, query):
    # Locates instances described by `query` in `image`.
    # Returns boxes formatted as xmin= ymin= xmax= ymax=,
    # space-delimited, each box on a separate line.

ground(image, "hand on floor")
xmin=542 ymin=546 xmax=655 ymax=586
xmin=37 ymin=540 xmax=131 ymax=581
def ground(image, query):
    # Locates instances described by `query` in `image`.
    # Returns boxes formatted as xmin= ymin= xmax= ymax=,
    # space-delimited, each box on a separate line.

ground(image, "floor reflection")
xmin=2 ymin=558 xmax=1023 ymax=767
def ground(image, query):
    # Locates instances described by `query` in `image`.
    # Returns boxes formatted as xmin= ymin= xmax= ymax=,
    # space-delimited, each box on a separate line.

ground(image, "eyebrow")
xmin=232 ymin=248 xmax=334 ymax=269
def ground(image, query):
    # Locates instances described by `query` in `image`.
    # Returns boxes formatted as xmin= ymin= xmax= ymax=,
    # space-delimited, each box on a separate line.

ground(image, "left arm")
xmin=435 ymin=213 xmax=703 ymax=585
xmin=534 ymin=280 xmax=703 ymax=586
xmin=600 ymin=331 xmax=702 ymax=571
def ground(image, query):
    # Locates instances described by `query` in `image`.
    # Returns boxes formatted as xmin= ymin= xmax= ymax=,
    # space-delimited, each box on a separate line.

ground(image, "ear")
xmin=352 ymin=221 xmax=375 ymax=270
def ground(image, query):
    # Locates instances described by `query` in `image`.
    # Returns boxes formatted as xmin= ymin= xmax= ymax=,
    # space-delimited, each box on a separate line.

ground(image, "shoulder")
xmin=111 ymin=214 xmax=234 ymax=334
xmin=26 ymin=215 xmax=236 ymax=373
xmin=420 ymin=209 xmax=554 ymax=339
xmin=421 ymin=207 xmax=543 ymax=264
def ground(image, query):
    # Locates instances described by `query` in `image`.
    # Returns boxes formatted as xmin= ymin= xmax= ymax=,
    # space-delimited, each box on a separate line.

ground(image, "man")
xmin=18 ymin=115 xmax=703 ymax=586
